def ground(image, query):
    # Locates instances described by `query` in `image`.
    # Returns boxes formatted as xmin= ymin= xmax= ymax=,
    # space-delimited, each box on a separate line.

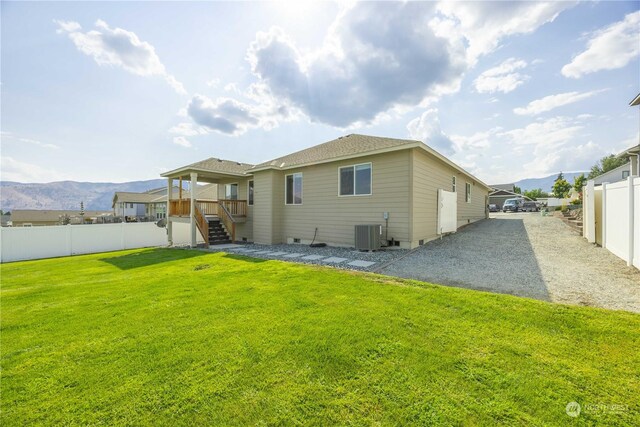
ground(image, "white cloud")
xmin=186 ymin=94 xmax=290 ymax=136
xmin=562 ymin=11 xmax=640 ymax=78
xmin=497 ymin=116 xmax=604 ymax=177
xmin=206 ymin=78 xmax=221 ymax=88
xmin=451 ymin=128 xmax=499 ymax=151
xmin=0 ymin=156 xmax=71 ymax=182
xmin=168 ymin=122 xmax=207 ymax=137
xmin=435 ymin=1 xmax=575 ymax=64
xmin=55 ymin=19 xmax=186 ymax=94
xmin=406 ymin=109 xmax=455 ymax=155
xmin=172 ymin=136 xmax=192 ymax=148
xmin=240 ymin=2 xmax=573 ymax=129
xmin=54 ymin=20 xmax=81 ymax=34
xmin=1 ymin=132 xmax=59 ymax=149
xmin=513 ymin=90 xmax=604 ymax=116
xmin=473 ymin=58 xmax=529 ymax=93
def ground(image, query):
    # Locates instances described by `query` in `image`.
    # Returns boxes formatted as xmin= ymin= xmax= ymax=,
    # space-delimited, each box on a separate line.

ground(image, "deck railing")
xmin=194 ymin=204 xmax=209 ymax=246
xmin=218 ymin=199 xmax=247 ymax=216
xmin=168 ymin=199 xmax=247 ymax=218
xmin=217 ymin=203 xmax=236 ymax=242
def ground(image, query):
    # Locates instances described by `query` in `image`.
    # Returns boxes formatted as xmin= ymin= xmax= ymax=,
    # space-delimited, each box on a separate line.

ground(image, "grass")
xmin=1 ymin=248 xmax=639 ymax=426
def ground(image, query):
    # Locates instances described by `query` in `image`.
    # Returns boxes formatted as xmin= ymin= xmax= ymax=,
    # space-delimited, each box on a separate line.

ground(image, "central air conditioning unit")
xmin=355 ymin=224 xmax=382 ymax=251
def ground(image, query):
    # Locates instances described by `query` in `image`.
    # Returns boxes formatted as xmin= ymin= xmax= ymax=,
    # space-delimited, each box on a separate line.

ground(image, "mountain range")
xmin=0 ymin=172 xmax=589 ymax=211
xmin=0 ymin=179 xmax=167 ymax=211
xmin=512 ymin=172 xmax=588 ymax=193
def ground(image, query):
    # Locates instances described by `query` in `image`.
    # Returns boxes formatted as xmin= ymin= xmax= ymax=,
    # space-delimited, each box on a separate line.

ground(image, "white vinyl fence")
xmin=0 ymin=222 xmax=195 ymax=263
xmin=583 ymin=176 xmax=639 ymax=269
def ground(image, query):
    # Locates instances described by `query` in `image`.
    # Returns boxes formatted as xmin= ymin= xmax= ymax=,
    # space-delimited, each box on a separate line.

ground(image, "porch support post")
xmin=190 ymin=172 xmax=198 ymax=248
xmin=167 ymin=177 xmax=173 ymax=246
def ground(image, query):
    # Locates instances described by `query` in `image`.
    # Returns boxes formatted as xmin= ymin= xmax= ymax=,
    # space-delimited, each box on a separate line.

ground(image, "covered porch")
xmin=161 ymin=158 xmax=253 ymax=247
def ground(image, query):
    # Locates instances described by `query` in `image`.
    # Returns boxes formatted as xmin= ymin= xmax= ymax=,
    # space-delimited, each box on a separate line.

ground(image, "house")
xmin=1 ymin=212 xmax=11 ymax=227
xmin=112 ymin=184 xmax=217 ymax=220
xmin=592 ymin=162 xmax=632 ymax=185
xmin=488 ymin=189 xmax=530 ymax=209
xmin=10 ymin=209 xmax=112 ymax=227
xmin=490 ymin=183 xmax=516 ymax=193
xmin=160 ymin=134 xmax=491 ymax=249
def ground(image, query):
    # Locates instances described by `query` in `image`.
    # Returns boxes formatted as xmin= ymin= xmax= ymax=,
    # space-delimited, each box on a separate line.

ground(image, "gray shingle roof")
xmin=252 ymin=134 xmax=418 ymax=170
xmin=113 ymin=192 xmax=160 ymax=204
xmin=184 ymin=158 xmax=254 ymax=174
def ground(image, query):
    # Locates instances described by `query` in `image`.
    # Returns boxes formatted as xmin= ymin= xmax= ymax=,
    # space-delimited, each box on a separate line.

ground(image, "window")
xmin=248 ymin=180 xmax=254 ymax=205
xmin=285 ymin=173 xmax=303 ymax=205
xmin=465 ymin=183 xmax=471 ymax=203
xmin=622 ymin=170 xmax=630 ymax=179
xmin=452 ymin=176 xmax=457 ymax=192
xmin=339 ymin=163 xmax=372 ymax=196
xmin=225 ymin=183 xmax=238 ymax=200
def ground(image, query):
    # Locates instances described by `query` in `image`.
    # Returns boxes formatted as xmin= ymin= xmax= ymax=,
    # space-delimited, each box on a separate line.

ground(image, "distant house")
xmin=489 ymin=183 xmax=516 ymax=193
xmin=10 ymin=210 xmax=112 ymax=227
xmin=592 ymin=162 xmax=632 ymax=185
xmin=488 ymin=189 xmax=530 ymax=209
xmin=161 ymin=134 xmax=491 ymax=248
xmin=1 ymin=213 xmax=11 ymax=227
xmin=112 ymin=184 xmax=217 ymax=220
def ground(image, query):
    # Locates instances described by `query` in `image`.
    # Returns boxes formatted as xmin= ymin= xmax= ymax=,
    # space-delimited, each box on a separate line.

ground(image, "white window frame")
xmin=247 ymin=180 xmax=254 ymax=206
xmin=285 ymin=173 xmax=303 ymax=205
xmin=465 ymin=182 xmax=471 ymax=203
xmin=452 ymin=176 xmax=457 ymax=192
xmin=225 ymin=183 xmax=239 ymax=200
xmin=338 ymin=162 xmax=373 ymax=197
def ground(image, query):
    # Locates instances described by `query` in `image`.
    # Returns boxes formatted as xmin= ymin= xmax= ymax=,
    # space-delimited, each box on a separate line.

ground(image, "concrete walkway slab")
xmin=348 ymin=260 xmax=376 ymax=268
xmin=283 ymin=253 xmax=304 ymax=258
xmin=301 ymin=255 xmax=326 ymax=261
xmin=322 ymin=257 xmax=348 ymax=263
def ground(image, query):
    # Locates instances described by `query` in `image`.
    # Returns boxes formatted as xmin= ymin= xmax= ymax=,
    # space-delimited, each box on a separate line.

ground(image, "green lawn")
xmin=1 ymin=249 xmax=638 ymax=425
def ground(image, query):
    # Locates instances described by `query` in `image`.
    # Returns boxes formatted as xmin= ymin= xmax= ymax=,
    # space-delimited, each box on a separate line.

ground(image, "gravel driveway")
xmin=379 ymin=213 xmax=640 ymax=313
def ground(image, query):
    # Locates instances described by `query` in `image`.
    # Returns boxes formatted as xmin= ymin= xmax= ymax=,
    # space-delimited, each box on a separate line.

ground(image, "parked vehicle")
xmin=488 ymin=204 xmax=499 ymax=212
xmin=502 ymin=198 xmax=523 ymax=212
xmin=522 ymin=201 xmax=538 ymax=212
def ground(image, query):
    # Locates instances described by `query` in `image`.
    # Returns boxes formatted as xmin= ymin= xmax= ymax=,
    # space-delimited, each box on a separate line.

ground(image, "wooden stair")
xmin=207 ymin=218 xmax=231 ymax=245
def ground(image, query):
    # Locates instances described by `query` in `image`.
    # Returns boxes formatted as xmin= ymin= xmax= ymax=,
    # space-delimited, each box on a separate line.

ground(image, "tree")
xmin=573 ymin=174 xmax=587 ymax=200
xmin=513 ymin=185 xmax=522 ymax=194
xmin=552 ymin=178 xmax=572 ymax=198
xmin=556 ymin=172 xmax=564 ymax=182
xmin=523 ymin=188 xmax=549 ymax=201
xmin=587 ymin=154 xmax=628 ymax=179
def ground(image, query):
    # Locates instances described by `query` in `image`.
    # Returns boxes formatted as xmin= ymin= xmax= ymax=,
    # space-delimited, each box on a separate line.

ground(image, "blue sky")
xmin=1 ymin=1 xmax=639 ymax=184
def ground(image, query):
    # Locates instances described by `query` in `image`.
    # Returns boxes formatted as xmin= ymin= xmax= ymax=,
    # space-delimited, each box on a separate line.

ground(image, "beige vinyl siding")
xmin=275 ymin=151 xmax=411 ymax=248
xmin=217 ymin=178 xmax=253 ymax=241
xmin=411 ymin=148 xmax=488 ymax=247
xmin=252 ymin=170 xmax=283 ymax=244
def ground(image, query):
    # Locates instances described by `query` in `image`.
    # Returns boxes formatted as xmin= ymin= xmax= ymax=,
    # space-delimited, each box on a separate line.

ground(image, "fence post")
xmin=601 ymin=182 xmax=607 ymax=249
xmin=628 ymin=176 xmax=634 ymax=267
xmin=584 ymin=180 xmax=595 ymax=242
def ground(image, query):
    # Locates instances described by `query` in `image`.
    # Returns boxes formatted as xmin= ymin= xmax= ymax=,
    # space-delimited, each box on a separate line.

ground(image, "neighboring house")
xmin=112 ymin=184 xmax=217 ymax=220
xmin=620 ymin=143 xmax=639 ymax=177
xmin=161 ymin=134 xmax=491 ymax=249
xmin=1 ymin=213 xmax=11 ymax=227
xmin=592 ymin=162 xmax=632 ymax=185
xmin=489 ymin=189 xmax=530 ymax=209
xmin=490 ymin=183 xmax=516 ymax=193
xmin=10 ymin=210 xmax=112 ymax=227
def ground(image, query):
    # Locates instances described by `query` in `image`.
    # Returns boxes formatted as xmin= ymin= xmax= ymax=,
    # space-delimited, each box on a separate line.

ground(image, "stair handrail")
xmin=194 ymin=203 xmax=209 ymax=246
xmin=217 ymin=201 xmax=236 ymax=243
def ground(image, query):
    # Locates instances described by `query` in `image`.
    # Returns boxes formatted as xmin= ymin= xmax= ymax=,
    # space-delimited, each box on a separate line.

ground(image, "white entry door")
xmin=437 ymin=189 xmax=457 ymax=234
